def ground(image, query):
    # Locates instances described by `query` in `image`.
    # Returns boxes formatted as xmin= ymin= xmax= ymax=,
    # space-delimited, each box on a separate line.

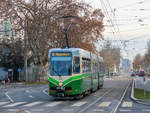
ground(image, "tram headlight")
xmin=59 ymin=82 xmax=63 ymax=86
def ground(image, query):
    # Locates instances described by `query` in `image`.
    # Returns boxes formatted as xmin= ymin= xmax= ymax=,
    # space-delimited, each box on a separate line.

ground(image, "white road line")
xmin=119 ymin=109 xmax=131 ymax=111
xmin=98 ymin=102 xmax=111 ymax=107
xmin=43 ymin=88 xmax=49 ymax=96
xmin=25 ymin=90 xmax=30 ymax=93
xmin=62 ymin=109 xmax=74 ymax=111
xmin=24 ymin=110 xmax=31 ymax=113
xmin=142 ymin=110 xmax=150 ymax=112
xmin=29 ymin=95 xmax=34 ymax=98
xmin=7 ymin=109 xmax=19 ymax=112
xmin=72 ymin=101 xmax=87 ymax=107
xmin=93 ymin=109 xmax=104 ymax=112
xmin=46 ymin=102 xmax=62 ymax=107
xmin=0 ymin=102 xmax=9 ymax=106
xmin=121 ymin=102 xmax=133 ymax=107
xmin=5 ymin=92 xmax=14 ymax=103
xmin=31 ymin=109 xmax=44 ymax=112
xmin=4 ymin=102 xmax=26 ymax=107
xmin=23 ymin=101 xmax=43 ymax=107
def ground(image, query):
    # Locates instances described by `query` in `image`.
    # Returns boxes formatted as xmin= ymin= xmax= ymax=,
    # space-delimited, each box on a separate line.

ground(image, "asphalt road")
xmin=0 ymin=75 xmax=149 ymax=113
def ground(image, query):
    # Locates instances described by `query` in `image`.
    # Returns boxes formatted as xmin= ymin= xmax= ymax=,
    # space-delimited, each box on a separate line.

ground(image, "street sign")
xmin=143 ymin=77 xmax=146 ymax=84
xmin=140 ymin=76 xmax=148 ymax=85
xmin=17 ymin=68 xmax=22 ymax=73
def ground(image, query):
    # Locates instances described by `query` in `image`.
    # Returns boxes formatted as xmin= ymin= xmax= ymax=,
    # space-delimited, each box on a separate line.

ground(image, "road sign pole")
xmin=19 ymin=72 xmax=20 ymax=81
xmin=144 ymin=84 xmax=146 ymax=99
xmin=144 ymin=77 xmax=146 ymax=99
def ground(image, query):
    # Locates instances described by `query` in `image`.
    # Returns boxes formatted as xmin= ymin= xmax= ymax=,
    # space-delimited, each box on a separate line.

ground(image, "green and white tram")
xmin=49 ymin=48 xmax=104 ymax=98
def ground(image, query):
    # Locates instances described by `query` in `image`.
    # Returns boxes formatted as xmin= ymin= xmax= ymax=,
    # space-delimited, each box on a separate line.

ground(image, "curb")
xmin=130 ymin=78 xmax=150 ymax=106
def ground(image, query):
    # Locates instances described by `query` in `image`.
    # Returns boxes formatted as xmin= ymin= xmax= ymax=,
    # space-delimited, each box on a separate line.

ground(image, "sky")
xmin=84 ymin=0 xmax=150 ymax=61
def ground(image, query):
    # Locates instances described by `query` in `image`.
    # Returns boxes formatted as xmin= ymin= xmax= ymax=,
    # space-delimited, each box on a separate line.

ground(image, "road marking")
xmin=29 ymin=95 xmax=34 ymax=98
xmin=5 ymin=92 xmax=14 ymax=103
xmin=7 ymin=109 xmax=19 ymax=111
xmin=119 ymin=109 xmax=131 ymax=111
xmin=98 ymin=101 xmax=111 ymax=107
xmin=0 ymin=102 xmax=9 ymax=106
xmin=24 ymin=110 xmax=31 ymax=113
xmin=121 ymin=101 xmax=132 ymax=107
xmin=72 ymin=101 xmax=87 ymax=106
xmin=46 ymin=102 xmax=62 ymax=107
xmin=142 ymin=110 xmax=150 ymax=112
xmin=25 ymin=90 xmax=30 ymax=93
xmin=31 ymin=109 xmax=44 ymax=111
xmin=43 ymin=88 xmax=49 ymax=96
xmin=23 ymin=101 xmax=43 ymax=107
xmin=62 ymin=109 xmax=74 ymax=111
xmin=93 ymin=109 xmax=104 ymax=111
xmin=4 ymin=102 xmax=26 ymax=107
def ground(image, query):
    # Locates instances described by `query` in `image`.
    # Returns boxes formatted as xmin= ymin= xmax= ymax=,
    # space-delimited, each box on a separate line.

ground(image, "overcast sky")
xmin=85 ymin=0 xmax=150 ymax=60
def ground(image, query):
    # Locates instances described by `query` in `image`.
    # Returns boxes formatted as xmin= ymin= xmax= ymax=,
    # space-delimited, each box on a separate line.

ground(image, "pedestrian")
xmin=5 ymin=78 xmax=8 ymax=83
xmin=8 ymin=78 xmax=10 ymax=83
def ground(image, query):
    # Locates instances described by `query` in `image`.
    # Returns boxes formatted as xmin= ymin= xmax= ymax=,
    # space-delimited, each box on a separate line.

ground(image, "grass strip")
xmin=134 ymin=88 xmax=150 ymax=99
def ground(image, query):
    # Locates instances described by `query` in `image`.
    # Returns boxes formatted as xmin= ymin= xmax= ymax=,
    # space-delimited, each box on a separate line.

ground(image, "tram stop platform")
xmin=131 ymin=76 xmax=150 ymax=105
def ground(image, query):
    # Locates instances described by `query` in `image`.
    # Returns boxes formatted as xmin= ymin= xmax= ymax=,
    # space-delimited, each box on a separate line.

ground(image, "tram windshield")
xmin=50 ymin=56 xmax=72 ymax=76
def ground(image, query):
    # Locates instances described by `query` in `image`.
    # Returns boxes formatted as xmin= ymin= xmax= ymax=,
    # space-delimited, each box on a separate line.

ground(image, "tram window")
xmin=82 ymin=58 xmax=91 ymax=73
xmin=73 ymin=57 xmax=80 ymax=73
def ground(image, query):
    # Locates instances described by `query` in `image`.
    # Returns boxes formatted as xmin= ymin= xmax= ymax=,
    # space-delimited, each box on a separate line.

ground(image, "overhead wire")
xmin=118 ymin=0 xmax=150 ymax=9
xmin=105 ymin=0 xmax=126 ymax=50
xmin=100 ymin=0 xmax=125 ymax=51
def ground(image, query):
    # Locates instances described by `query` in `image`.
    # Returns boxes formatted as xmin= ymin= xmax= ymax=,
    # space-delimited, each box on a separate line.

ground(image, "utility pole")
xmin=24 ymin=19 xmax=28 ymax=82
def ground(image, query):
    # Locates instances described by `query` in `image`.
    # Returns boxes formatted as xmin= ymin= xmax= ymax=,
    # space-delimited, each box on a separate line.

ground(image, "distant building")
xmin=121 ymin=58 xmax=131 ymax=73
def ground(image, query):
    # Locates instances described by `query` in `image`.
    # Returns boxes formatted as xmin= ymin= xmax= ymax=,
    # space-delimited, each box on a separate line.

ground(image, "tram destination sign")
xmin=51 ymin=52 xmax=72 ymax=57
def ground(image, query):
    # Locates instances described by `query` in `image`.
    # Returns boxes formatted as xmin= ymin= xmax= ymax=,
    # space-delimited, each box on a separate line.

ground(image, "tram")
xmin=48 ymin=48 xmax=104 ymax=98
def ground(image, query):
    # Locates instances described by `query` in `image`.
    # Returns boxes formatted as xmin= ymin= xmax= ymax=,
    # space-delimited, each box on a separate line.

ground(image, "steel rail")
xmin=111 ymin=79 xmax=132 ymax=113
xmin=77 ymin=79 xmax=131 ymax=113
xmin=77 ymin=88 xmax=114 ymax=113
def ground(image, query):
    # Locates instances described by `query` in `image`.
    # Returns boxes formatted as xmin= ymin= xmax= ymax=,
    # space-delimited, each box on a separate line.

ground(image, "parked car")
xmin=138 ymin=70 xmax=145 ymax=77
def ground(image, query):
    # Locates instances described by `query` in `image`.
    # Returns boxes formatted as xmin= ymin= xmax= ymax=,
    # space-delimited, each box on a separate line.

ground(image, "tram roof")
xmin=49 ymin=48 xmax=103 ymax=62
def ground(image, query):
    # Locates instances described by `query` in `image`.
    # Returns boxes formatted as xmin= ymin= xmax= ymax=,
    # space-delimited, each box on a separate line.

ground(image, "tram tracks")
xmin=111 ymin=79 xmax=132 ymax=113
xmin=77 ymin=79 xmax=132 ymax=113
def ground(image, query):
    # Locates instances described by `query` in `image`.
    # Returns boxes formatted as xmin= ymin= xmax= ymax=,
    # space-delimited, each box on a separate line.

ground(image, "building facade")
xmin=121 ymin=58 xmax=131 ymax=73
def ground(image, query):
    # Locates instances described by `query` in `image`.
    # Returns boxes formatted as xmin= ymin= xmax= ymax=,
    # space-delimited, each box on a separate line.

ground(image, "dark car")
xmin=138 ymin=71 xmax=145 ymax=77
xmin=131 ymin=72 xmax=136 ymax=76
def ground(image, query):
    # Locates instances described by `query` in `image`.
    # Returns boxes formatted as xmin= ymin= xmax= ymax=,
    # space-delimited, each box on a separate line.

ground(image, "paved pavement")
xmin=134 ymin=76 xmax=150 ymax=91
xmin=1 ymin=75 xmax=150 ymax=113
xmin=0 ymin=75 xmax=132 ymax=113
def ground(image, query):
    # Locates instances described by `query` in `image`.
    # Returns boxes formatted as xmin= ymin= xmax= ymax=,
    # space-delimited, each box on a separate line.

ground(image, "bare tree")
xmin=99 ymin=41 xmax=121 ymax=71
xmin=142 ymin=40 xmax=150 ymax=71
xmin=0 ymin=0 xmax=104 ymax=81
xmin=0 ymin=0 xmax=104 ymax=65
xmin=133 ymin=54 xmax=143 ymax=70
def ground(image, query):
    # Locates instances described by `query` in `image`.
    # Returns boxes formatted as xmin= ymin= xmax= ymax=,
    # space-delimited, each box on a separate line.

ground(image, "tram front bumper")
xmin=56 ymin=86 xmax=65 ymax=97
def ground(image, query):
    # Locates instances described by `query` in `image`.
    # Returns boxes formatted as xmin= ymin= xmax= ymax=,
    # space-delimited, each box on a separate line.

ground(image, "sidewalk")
xmin=0 ymin=82 xmax=25 ymax=91
xmin=135 ymin=76 xmax=150 ymax=91
xmin=130 ymin=76 xmax=150 ymax=105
